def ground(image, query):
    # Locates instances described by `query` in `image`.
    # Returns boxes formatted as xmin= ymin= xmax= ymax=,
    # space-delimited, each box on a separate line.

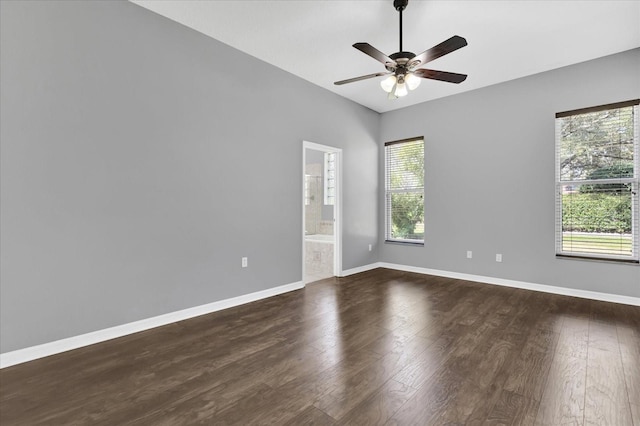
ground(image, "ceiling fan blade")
xmin=410 ymin=35 xmax=467 ymax=68
xmin=334 ymin=71 xmax=391 ymax=86
xmin=353 ymin=43 xmax=396 ymax=67
xmin=413 ymin=69 xmax=467 ymax=84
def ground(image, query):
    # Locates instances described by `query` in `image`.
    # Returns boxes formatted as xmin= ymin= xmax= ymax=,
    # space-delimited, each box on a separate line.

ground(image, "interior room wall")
xmin=379 ymin=48 xmax=640 ymax=298
xmin=0 ymin=0 xmax=379 ymax=353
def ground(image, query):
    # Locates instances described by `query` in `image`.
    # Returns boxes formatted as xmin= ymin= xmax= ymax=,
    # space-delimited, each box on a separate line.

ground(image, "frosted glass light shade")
xmin=405 ymin=73 xmax=421 ymax=90
xmin=395 ymin=82 xmax=408 ymax=97
xmin=380 ymin=75 xmax=397 ymax=93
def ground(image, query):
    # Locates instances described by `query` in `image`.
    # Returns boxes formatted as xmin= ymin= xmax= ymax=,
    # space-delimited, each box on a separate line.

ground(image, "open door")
xmin=303 ymin=141 xmax=342 ymax=283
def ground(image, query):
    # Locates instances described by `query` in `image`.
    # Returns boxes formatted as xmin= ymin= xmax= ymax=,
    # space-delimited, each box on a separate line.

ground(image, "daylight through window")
xmin=385 ymin=137 xmax=425 ymax=244
xmin=555 ymin=100 xmax=639 ymax=262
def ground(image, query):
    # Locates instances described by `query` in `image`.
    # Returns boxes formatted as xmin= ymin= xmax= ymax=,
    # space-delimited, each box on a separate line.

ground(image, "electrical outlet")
xmin=466 ymin=250 xmax=472 ymax=259
xmin=369 ymin=244 xmax=372 ymax=252
xmin=496 ymin=253 xmax=502 ymax=263
xmin=242 ymin=257 xmax=248 ymax=268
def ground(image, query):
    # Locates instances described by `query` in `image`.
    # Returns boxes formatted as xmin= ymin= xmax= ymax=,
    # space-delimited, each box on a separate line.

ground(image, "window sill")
xmin=385 ymin=240 xmax=424 ymax=247
xmin=556 ymin=254 xmax=639 ymax=265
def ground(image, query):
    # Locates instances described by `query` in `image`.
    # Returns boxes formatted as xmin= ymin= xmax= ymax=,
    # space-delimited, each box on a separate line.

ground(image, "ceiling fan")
xmin=334 ymin=0 xmax=468 ymax=99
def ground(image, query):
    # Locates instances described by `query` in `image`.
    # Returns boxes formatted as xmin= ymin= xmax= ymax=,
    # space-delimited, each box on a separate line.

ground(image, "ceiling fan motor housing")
xmin=388 ymin=51 xmax=418 ymax=74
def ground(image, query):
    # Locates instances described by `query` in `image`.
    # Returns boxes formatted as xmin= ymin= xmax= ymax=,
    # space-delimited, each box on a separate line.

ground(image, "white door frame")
xmin=302 ymin=141 xmax=343 ymax=281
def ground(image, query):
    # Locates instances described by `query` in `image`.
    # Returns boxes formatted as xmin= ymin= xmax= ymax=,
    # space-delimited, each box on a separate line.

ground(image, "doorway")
xmin=303 ymin=141 xmax=342 ymax=283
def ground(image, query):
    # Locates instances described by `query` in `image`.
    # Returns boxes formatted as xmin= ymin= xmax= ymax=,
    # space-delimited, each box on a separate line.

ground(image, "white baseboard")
xmin=339 ymin=263 xmax=380 ymax=277
xmin=0 ymin=280 xmax=304 ymax=369
xmin=378 ymin=262 xmax=640 ymax=307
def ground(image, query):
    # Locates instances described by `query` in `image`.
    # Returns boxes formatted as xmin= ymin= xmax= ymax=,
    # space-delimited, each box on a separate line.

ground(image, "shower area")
xmin=304 ymin=148 xmax=336 ymax=283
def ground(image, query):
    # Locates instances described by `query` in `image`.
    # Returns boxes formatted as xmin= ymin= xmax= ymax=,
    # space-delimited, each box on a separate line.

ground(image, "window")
xmin=385 ymin=137 xmax=424 ymax=244
xmin=324 ymin=152 xmax=335 ymax=205
xmin=555 ymin=99 xmax=639 ymax=262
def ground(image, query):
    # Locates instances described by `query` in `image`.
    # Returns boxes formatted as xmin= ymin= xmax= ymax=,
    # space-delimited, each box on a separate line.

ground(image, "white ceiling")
xmin=131 ymin=0 xmax=640 ymax=113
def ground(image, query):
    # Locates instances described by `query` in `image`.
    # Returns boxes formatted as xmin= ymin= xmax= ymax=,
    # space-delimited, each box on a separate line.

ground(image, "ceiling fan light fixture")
xmin=394 ymin=82 xmax=408 ymax=97
xmin=380 ymin=75 xmax=397 ymax=92
xmin=405 ymin=72 xmax=421 ymax=90
xmin=333 ymin=0 xmax=468 ymax=101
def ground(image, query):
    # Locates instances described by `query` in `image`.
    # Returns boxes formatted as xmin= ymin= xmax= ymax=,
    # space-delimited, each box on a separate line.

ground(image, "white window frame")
xmin=555 ymin=100 xmax=639 ymax=263
xmin=385 ymin=137 xmax=425 ymax=245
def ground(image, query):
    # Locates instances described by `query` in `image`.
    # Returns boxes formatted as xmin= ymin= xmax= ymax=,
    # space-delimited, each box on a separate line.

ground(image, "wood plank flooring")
xmin=1 ymin=268 xmax=639 ymax=425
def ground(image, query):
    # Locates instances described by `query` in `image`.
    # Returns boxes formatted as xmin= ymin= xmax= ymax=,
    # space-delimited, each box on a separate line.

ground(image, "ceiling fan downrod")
xmin=394 ymin=0 xmax=408 ymax=52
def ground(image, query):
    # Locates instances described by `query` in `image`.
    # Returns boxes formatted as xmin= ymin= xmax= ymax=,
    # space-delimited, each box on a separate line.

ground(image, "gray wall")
xmin=379 ymin=48 xmax=640 ymax=298
xmin=0 ymin=1 xmax=379 ymax=353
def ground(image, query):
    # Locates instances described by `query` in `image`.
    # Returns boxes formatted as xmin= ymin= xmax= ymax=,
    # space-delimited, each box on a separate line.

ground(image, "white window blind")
xmin=324 ymin=152 xmax=335 ymax=205
xmin=555 ymin=100 xmax=639 ymax=262
xmin=385 ymin=137 xmax=425 ymax=244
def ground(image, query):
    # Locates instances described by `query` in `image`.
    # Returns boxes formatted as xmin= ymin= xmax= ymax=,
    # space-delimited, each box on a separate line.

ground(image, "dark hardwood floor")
xmin=1 ymin=268 xmax=639 ymax=425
